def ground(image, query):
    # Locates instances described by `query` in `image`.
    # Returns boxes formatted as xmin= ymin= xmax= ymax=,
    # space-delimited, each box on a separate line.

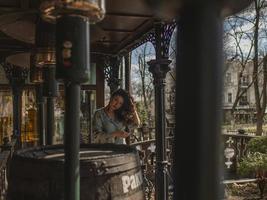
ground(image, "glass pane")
xmin=21 ymin=89 xmax=38 ymax=147
xmin=80 ymin=90 xmax=97 ymax=143
xmin=82 ymin=63 xmax=96 ymax=85
xmin=54 ymin=91 xmax=65 ymax=144
xmin=0 ymin=91 xmax=13 ymax=145
xmin=54 ymin=89 xmax=97 ymax=144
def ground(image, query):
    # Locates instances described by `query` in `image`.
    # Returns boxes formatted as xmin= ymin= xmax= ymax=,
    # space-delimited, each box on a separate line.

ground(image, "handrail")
xmin=130 ymin=136 xmax=173 ymax=146
xmin=129 ymin=126 xmax=257 ymax=199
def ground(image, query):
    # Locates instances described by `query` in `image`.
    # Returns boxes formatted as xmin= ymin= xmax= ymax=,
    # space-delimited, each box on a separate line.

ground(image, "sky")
xmin=224 ymin=6 xmax=267 ymax=58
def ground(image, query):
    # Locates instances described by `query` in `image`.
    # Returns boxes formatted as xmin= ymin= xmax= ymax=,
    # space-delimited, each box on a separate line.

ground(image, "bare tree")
xmin=224 ymin=15 xmax=254 ymax=115
xmin=132 ymin=42 xmax=155 ymax=123
xmin=166 ymin=27 xmax=177 ymax=115
xmin=224 ymin=0 xmax=267 ymax=135
xmin=252 ymin=0 xmax=267 ymax=135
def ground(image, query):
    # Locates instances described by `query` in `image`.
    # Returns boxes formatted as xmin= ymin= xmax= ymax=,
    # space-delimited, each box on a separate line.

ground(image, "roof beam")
xmin=106 ymin=12 xmax=152 ymax=18
xmin=102 ymin=28 xmax=133 ymax=33
xmin=95 ymin=41 xmax=120 ymax=44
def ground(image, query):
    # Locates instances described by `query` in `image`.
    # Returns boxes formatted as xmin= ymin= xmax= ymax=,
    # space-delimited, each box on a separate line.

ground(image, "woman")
xmin=92 ymin=89 xmax=140 ymax=144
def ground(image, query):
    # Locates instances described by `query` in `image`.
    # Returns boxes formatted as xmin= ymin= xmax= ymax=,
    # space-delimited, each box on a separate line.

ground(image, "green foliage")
xmin=238 ymin=152 xmax=267 ymax=176
xmin=136 ymin=102 xmax=148 ymax=123
xmin=247 ymin=136 xmax=267 ymax=154
xmin=238 ymin=137 xmax=267 ymax=177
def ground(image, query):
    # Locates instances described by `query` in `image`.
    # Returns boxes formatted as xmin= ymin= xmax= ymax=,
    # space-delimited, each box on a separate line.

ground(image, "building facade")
xmin=223 ymin=60 xmax=257 ymax=124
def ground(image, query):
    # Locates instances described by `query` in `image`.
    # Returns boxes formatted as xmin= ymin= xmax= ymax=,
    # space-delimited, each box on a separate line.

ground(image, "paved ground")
xmin=225 ymin=182 xmax=267 ymax=200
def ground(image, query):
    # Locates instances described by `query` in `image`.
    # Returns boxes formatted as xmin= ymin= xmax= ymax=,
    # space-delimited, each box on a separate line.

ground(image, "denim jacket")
xmin=92 ymin=107 xmax=134 ymax=144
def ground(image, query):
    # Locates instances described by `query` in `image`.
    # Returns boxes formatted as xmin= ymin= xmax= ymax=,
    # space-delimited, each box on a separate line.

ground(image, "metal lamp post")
xmin=40 ymin=1 xmax=105 ymax=200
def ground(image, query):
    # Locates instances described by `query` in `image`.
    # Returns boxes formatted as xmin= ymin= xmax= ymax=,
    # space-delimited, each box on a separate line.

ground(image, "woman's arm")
xmin=92 ymin=111 xmax=111 ymax=143
xmin=129 ymin=100 xmax=141 ymax=126
xmin=111 ymin=131 xmax=130 ymax=138
xmin=131 ymin=108 xmax=141 ymax=126
xmin=92 ymin=110 xmax=130 ymax=143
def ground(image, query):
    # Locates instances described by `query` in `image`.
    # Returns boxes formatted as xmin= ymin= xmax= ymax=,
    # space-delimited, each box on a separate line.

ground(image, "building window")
xmin=241 ymin=75 xmax=249 ymax=86
xmin=239 ymin=89 xmax=248 ymax=106
xmin=228 ymin=93 xmax=232 ymax=103
xmin=225 ymin=73 xmax=231 ymax=83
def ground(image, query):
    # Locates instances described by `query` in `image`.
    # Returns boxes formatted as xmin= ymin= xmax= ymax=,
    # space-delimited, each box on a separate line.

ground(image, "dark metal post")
xmin=124 ymin=53 xmax=131 ymax=92
xmin=36 ymin=84 xmax=45 ymax=145
xmin=148 ymin=59 xmax=171 ymax=200
xmin=173 ymin=3 xmax=222 ymax=200
xmin=12 ymin=87 xmax=22 ymax=138
xmin=64 ymin=82 xmax=80 ymax=200
xmin=124 ymin=53 xmax=131 ymax=145
xmin=87 ymin=91 xmax=93 ymax=144
xmin=3 ymin=64 xmax=28 ymax=145
xmin=43 ymin=66 xmax=57 ymax=145
xmin=147 ymin=21 xmax=175 ymax=200
xmin=56 ymin=15 xmax=90 ymax=200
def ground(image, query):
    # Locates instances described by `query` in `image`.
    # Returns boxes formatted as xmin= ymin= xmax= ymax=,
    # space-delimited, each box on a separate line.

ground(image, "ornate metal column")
xmin=174 ymin=3 xmax=222 ymax=200
xmin=124 ymin=52 xmax=131 ymax=92
xmin=3 ymin=63 xmax=28 ymax=145
xmin=104 ymin=56 xmax=121 ymax=94
xmin=147 ymin=21 xmax=175 ymax=200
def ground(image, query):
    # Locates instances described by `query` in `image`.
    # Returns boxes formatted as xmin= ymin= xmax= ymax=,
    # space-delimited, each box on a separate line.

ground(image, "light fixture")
xmin=40 ymin=0 xmax=106 ymax=23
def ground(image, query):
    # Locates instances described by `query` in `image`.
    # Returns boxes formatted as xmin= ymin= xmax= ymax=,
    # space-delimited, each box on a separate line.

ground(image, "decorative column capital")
xmin=3 ymin=62 xmax=28 ymax=91
xmin=103 ymin=55 xmax=122 ymax=94
xmin=148 ymin=59 xmax=171 ymax=84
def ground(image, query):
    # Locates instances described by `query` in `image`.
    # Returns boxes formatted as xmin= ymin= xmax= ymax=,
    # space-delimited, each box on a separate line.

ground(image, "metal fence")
xmin=222 ymin=131 xmax=256 ymax=179
xmin=130 ymin=127 xmax=256 ymax=199
xmin=130 ymin=126 xmax=174 ymax=200
xmin=0 ymin=128 xmax=257 ymax=200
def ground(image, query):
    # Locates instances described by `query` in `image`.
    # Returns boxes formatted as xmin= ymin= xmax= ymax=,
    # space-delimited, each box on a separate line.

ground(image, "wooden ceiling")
xmin=0 ymin=0 xmax=155 ymax=61
xmin=0 ymin=0 xmax=253 ymax=64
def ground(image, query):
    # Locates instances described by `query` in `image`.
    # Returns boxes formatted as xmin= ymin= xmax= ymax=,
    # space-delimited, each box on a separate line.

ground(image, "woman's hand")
xmin=112 ymin=131 xmax=130 ymax=138
xmin=129 ymin=98 xmax=137 ymax=112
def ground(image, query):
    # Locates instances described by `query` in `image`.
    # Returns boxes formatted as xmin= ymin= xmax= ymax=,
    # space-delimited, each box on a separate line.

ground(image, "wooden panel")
xmin=0 ymin=0 xmax=19 ymax=7
xmin=106 ymin=0 xmax=153 ymax=16
xmin=99 ymin=15 xmax=147 ymax=31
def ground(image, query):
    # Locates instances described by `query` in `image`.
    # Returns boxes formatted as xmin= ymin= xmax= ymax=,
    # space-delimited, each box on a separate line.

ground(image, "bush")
xmin=238 ymin=152 xmax=267 ymax=176
xmin=238 ymin=136 xmax=267 ymax=177
xmin=247 ymin=136 xmax=267 ymax=154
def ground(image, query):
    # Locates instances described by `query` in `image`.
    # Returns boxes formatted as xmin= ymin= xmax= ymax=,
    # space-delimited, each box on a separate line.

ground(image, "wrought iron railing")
xmin=0 ymin=127 xmax=257 ymax=200
xmin=0 ymin=137 xmax=17 ymax=200
xmin=222 ymin=131 xmax=256 ymax=179
xmin=130 ymin=126 xmax=174 ymax=200
xmin=130 ymin=126 xmax=256 ymax=199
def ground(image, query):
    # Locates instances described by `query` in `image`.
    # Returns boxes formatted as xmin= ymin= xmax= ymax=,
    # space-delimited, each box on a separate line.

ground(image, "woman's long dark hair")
xmin=111 ymin=89 xmax=134 ymax=124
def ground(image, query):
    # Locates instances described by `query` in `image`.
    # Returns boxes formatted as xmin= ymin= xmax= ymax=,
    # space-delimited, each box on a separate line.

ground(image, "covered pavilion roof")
xmin=0 ymin=0 xmax=155 ymax=60
xmin=0 ymin=0 xmax=253 ymax=63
